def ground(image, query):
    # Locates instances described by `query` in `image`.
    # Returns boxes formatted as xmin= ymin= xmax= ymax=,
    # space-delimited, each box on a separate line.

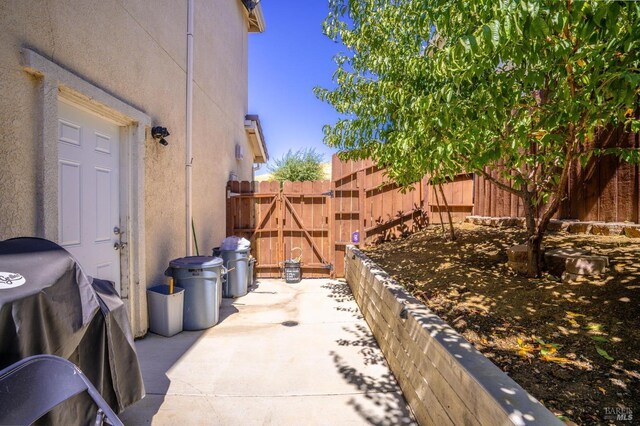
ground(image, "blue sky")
xmin=249 ymin=1 xmax=341 ymax=174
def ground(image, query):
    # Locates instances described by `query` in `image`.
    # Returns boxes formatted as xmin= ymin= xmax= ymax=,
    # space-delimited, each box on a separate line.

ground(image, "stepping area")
xmin=120 ymin=279 xmax=416 ymax=425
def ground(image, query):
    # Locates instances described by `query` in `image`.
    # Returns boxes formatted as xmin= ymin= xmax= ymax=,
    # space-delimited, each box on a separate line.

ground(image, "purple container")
xmin=351 ymin=230 xmax=360 ymax=244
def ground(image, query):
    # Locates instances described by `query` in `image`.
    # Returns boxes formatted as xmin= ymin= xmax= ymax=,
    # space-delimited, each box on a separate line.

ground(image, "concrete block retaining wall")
xmin=465 ymin=216 xmax=640 ymax=238
xmin=345 ymin=246 xmax=562 ymax=426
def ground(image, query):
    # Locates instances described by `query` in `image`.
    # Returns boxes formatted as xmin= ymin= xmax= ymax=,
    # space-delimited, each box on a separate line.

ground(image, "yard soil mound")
xmin=365 ymin=223 xmax=639 ymax=426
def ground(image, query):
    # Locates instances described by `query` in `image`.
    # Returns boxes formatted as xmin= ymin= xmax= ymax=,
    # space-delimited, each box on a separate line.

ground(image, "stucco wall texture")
xmin=0 ymin=1 xmax=257 ymax=286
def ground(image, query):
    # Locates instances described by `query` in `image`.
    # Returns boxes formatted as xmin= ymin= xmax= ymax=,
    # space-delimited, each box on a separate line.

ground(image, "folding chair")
xmin=0 ymin=354 xmax=123 ymax=425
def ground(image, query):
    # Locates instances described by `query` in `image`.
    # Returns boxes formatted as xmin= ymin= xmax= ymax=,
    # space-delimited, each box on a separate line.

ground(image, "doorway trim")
xmin=23 ymin=48 xmax=150 ymax=337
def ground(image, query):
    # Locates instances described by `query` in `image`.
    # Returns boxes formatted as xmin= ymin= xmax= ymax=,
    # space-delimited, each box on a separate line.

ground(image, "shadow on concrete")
xmin=323 ymin=282 xmax=416 ymax=425
xmin=120 ymin=296 xmax=240 ymax=424
xmin=322 ymin=281 xmax=364 ymax=320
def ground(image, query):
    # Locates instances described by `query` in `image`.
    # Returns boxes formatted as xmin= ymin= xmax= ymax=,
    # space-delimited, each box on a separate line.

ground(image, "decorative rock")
xmin=623 ymin=226 xmax=640 ymax=238
xmin=506 ymin=244 xmax=548 ymax=274
xmin=507 ymin=244 xmax=529 ymax=263
xmin=568 ymin=222 xmax=591 ymax=234
xmin=544 ymin=248 xmax=590 ymax=277
xmin=508 ymin=260 xmax=529 ymax=274
xmin=507 ymin=244 xmax=529 ymax=274
xmin=565 ymin=255 xmax=608 ymax=275
xmin=489 ymin=218 xmax=500 ymax=227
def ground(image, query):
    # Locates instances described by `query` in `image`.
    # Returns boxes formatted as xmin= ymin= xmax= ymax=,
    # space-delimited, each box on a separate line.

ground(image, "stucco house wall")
xmin=0 ymin=0 xmax=264 ymax=336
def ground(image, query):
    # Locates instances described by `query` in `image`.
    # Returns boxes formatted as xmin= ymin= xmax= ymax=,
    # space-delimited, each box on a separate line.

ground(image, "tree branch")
xmin=477 ymin=168 xmax=524 ymax=197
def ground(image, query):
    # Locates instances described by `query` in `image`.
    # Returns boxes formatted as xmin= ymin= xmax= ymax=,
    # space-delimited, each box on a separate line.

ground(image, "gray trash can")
xmin=147 ymin=285 xmax=184 ymax=337
xmin=217 ymin=248 xmax=249 ymax=298
xmin=165 ymin=256 xmax=223 ymax=330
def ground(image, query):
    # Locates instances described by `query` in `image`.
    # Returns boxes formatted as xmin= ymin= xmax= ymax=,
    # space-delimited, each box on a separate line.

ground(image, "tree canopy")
xmin=267 ymin=148 xmax=325 ymax=182
xmin=316 ymin=0 xmax=640 ymax=275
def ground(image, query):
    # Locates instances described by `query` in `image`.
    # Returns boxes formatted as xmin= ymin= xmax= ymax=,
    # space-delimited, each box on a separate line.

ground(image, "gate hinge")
xmin=322 ymin=190 xmax=334 ymax=198
xmin=322 ymin=263 xmax=334 ymax=270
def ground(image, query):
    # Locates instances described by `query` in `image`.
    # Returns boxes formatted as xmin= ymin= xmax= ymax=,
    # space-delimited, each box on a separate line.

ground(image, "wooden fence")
xmin=227 ymin=157 xmax=476 ymax=278
xmin=474 ymin=128 xmax=640 ymax=223
xmin=426 ymin=174 xmax=474 ymax=224
xmin=330 ymin=157 xmax=432 ymax=276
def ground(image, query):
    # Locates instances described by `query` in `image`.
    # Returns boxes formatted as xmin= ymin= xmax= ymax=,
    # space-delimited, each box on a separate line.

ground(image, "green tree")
xmin=268 ymin=148 xmax=325 ymax=183
xmin=316 ymin=0 xmax=640 ymax=276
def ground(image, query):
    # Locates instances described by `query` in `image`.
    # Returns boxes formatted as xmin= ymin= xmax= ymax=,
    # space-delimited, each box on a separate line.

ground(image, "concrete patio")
xmin=119 ymin=279 xmax=416 ymax=425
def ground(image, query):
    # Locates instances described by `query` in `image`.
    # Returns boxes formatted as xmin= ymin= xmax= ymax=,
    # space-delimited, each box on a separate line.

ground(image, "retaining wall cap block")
xmin=544 ymin=247 xmax=590 ymax=277
xmin=502 ymin=218 xmax=521 ymax=227
xmin=624 ymin=226 xmax=640 ymax=238
xmin=547 ymin=220 xmax=571 ymax=233
xmin=568 ymin=222 xmax=592 ymax=234
xmin=545 ymin=247 xmax=591 ymax=258
xmin=591 ymin=224 xmax=621 ymax=236
xmin=564 ymin=255 xmax=609 ymax=275
xmin=561 ymin=271 xmax=599 ymax=284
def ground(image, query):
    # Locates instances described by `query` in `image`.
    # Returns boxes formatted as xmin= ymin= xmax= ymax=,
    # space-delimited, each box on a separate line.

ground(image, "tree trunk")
xmin=432 ymin=182 xmax=446 ymax=235
xmin=523 ymin=192 xmax=543 ymax=277
xmin=438 ymin=183 xmax=456 ymax=241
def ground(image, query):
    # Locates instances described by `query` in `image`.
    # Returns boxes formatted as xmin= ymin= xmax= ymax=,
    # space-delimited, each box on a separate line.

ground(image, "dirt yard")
xmin=365 ymin=223 xmax=639 ymax=426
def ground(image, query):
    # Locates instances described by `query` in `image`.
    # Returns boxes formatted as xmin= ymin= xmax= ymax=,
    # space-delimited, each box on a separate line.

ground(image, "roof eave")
xmin=245 ymin=114 xmax=269 ymax=163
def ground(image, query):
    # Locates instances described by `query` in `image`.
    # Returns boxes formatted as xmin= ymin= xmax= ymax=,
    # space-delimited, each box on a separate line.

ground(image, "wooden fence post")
xmin=357 ymin=168 xmax=366 ymax=248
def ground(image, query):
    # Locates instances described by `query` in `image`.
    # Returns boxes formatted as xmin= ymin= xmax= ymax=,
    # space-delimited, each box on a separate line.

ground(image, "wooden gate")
xmin=226 ymin=180 xmax=333 ymax=278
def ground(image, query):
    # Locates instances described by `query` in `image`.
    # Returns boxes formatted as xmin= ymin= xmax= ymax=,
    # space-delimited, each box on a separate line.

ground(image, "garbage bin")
xmin=218 ymin=248 xmax=249 ymax=297
xmin=147 ymin=285 xmax=184 ymax=337
xmin=216 ymin=237 xmax=251 ymax=298
xmin=248 ymin=257 xmax=256 ymax=287
xmin=165 ymin=256 xmax=223 ymax=330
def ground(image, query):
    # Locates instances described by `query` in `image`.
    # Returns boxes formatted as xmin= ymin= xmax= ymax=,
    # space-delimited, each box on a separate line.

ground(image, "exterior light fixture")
xmin=151 ymin=126 xmax=170 ymax=146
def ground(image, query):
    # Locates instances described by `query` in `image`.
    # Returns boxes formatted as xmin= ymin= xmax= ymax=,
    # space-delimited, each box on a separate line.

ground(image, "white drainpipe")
xmin=186 ymin=0 xmax=194 ymax=255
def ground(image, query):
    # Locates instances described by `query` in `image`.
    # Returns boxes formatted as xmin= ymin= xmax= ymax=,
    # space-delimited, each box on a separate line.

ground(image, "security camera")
xmin=151 ymin=126 xmax=170 ymax=146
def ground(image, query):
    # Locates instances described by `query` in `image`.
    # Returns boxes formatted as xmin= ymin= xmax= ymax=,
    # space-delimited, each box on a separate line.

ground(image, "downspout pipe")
xmin=186 ymin=0 xmax=194 ymax=255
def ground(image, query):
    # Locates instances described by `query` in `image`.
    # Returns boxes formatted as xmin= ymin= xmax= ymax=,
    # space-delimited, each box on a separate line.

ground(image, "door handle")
xmin=114 ymin=242 xmax=128 ymax=251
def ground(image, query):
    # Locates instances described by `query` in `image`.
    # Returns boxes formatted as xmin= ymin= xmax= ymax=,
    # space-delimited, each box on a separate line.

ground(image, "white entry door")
xmin=58 ymin=100 xmax=121 ymax=294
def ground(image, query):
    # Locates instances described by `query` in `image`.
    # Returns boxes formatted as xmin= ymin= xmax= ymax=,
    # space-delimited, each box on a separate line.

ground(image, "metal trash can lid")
xmin=169 ymin=256 xmax=223 ymax=269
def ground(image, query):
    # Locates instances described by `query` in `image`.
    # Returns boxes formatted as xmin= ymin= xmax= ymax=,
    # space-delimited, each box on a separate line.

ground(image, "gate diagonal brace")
xmin=282 ymin=196 xmax=329 ymax=265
